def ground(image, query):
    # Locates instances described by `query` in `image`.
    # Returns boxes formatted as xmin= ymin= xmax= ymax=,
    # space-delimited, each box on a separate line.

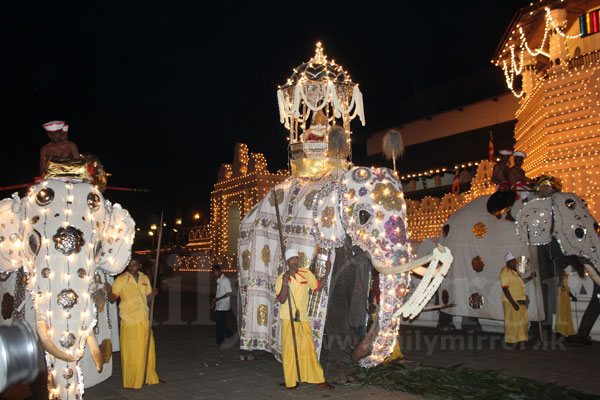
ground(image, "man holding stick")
xmin=276 ymin=248 xmax=333 ymax=390
xmin=106 ymin=256 xmax=162 ymax=389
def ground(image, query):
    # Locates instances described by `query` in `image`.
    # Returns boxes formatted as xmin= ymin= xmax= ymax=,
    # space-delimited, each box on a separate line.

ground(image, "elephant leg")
xmin=572 ymin=282 xmax=600 ymax=342
xmin=437 ymin=311 xmax=455 ymax=331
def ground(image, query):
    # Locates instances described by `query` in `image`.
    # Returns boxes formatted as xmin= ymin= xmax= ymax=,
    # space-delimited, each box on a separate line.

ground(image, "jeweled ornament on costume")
xmin=53 ymin=226 xmax=85 ymax=255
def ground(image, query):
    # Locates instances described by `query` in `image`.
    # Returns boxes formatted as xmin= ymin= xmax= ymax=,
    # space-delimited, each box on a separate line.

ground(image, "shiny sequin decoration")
xmin=469 ymin=293 xmax=485 ymax=309
xmin=9 ymin=234 xmax=19 ymax=243
xmin=35 ymin=188 xmax=54 ymax=206
xmin=441 ymin=289 xmax=449 ymax=305
xmin=41 ymin=268 xmax=50 ymax=278
xmin=57 ymin=289 xmax=79 ymax=309
xmin=242 ymin=250 xmax=251 ymax=271
xmin=261 ymin=245 xmax=271 ymax=267
xmin=77 ymin=268 xmax=87 ymax=278
xmin=472 ymin=222 xmax=487 ymax=238
xmin=59 ymin=331 xmax=76 ymax=348
xmin=0 ymin=272 xmax=9 ymax=282
xmin=352 ymin=167 xmax=371 ymax=183
xmin=87 ymin=193 xmax=101 ymax=211
xmin=257 ymin=304 xmax=268 ymax=326
xmin=63 ymin=367 xmax=73 ymax=380
xmin=516 ymin=256 xmax=531 ymax=274
xmin=53 ymin=226 xmax=85 ymax=256
xmin=30 ymin=216 xmax=40 ymax=224
xmin=471 ymin=256 xmax=484 ymax=272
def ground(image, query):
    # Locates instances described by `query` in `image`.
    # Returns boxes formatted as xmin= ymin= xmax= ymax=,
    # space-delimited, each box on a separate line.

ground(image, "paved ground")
xmin=83 ymin=322 xmax=600 ymax=400
xmin=84 ymin=324 xmax=420 ymax=400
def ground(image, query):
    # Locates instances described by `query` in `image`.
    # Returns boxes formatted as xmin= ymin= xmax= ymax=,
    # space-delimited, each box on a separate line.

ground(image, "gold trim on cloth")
xmin=43 ymin=158 xmax=93 ymax=182
xmin=291 ymin=158 xmax=349 ymax=178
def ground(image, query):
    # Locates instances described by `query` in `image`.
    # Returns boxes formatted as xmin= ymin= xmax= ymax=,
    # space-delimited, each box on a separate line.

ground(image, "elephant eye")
xmin=573 ymin=225 xmax=586 ymax=240
xmin=565 ymin=198 xmax=577 ymax=210
xmin=359 ymin=210 xmax=371 ymax=225
xmin=94 ymin=241 xmax=102 ymax=261
xmin=28 ymin=230 xmax=41 ymax=256
xmin=442 ymin=224 xmax=450 ymax=238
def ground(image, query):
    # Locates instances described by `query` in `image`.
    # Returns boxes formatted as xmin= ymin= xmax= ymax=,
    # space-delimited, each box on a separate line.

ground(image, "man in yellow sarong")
xmin=500 ymin=253 xmax=535 ymax=344
xmin=276 ymin=249 xmax=333 ymax=390
xmin=106 ymin=256 xmax=161 ymax=389
xmin=556 ymin=270 xmax=576 ymax=337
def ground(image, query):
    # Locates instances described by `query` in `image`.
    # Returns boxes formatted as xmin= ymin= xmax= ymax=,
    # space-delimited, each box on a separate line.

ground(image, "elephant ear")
xmin=550 ymin=193 xmax=600 ymax=261
xmin=311 ymin=182 xmax=345 ymax=248
xmin=515 ymin=197 xmax=553 ymax=245
xmin=0 ymin=196 xmax=23 ymax=273
xmin=97 ymin=202 xmax=135 ymax=275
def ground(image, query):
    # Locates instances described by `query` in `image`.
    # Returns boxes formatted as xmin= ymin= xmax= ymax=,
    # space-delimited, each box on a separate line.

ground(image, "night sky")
xmin=1 ymin=1 xmax=528 ymax=229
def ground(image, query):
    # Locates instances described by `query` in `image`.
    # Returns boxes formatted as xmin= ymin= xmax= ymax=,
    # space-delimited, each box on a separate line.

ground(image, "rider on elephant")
xmin=40 ymin=120 xmax=81 ymax=174
xmin=492 ymin=149 xmax=512 ymax=190
xmin=508 ymin=151 xmax=533 ymax=201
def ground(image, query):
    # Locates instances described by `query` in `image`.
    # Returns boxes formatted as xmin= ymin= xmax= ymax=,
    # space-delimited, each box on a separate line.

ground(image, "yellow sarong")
xmin=502 ymin=302 xmax=529 ymax=343
xmin=276 ymin=269 xmax=325 ymax=387
xmin=112 ymin=272 xmax=160 ymax=389
xmin=281 ymin=320 xmax=325 ymax=387
xmin=556 ymin=272 xmax=575 ymax=336
xmin=500 ymin=266 xmax=529 ymax=343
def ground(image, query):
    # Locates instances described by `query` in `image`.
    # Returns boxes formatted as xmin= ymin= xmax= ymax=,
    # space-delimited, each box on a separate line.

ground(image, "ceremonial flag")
xmin=451 ymin=169 xmax=460 ymax=194
xmin=489 ymin=131 xmax=494 ymax=161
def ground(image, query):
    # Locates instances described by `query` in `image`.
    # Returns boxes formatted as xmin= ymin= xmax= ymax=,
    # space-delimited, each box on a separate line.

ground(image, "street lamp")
xmin=193 ymin=213 xmax=200 ymax=220
xmin=150 ymin=224 xmax=157 ymax=230
xmin=175 ymin=218 xmax=182 ymax=225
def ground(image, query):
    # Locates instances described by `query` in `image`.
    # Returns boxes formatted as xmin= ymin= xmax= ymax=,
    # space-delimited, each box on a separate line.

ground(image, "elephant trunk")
xmin=35 ymin=319 xmax=77 ymax=363
xmin=351 ymin=319 xmax=378 ymax=361
xmin=87 ymin=333 xmax=104 ymax=372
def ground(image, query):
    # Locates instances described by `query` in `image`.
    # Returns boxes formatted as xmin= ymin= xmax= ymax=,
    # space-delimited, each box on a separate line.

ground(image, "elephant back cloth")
xmin=238 ymin=167 xmax=412 ymax=363
xmin=438 ymin=194 xmax=544 ymax=322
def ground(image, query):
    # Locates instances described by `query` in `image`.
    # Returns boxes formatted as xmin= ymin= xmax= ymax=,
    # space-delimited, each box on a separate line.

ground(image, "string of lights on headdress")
xmin=276 ymin=42 xmax=365 ymax=143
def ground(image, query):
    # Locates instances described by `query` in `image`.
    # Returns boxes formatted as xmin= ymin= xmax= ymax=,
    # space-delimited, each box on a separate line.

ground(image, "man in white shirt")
xmin=211 ymin=265 xmax=234 ymax=346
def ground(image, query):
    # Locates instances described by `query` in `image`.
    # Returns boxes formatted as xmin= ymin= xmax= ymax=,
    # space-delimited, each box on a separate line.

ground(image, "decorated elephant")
xmin=437 ymin=191 xmax=600 ymax=332
xmin=0 ymin=178 xmax=134 ymax=399
xmin=238 ymin=166 xmax=453 ymax=381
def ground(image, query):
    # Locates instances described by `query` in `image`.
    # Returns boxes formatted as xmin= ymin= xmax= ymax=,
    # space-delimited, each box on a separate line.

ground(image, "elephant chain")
xmin=103 ymin=271 xmax=112 ymax=330
xmin=11 ymin=268 xmax=27 ymax=321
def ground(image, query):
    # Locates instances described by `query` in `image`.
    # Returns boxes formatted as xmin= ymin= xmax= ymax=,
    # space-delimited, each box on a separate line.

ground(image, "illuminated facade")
xmin=210 ymin=143 xmax=287 ymax=264
xmin=494 ymin=0 xmax=600 ymax=219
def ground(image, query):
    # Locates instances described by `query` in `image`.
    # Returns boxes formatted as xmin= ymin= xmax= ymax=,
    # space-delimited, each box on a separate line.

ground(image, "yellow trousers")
xmin=281 ymin=320 xmax=325 ymax=387
xmin=120 ymin=320 xmax=159 ymax=389
xmin=503 ymin=302 xmax=529 ymax=343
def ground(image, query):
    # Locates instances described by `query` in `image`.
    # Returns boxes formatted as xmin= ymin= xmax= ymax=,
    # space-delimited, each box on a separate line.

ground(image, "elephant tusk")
xmin=584 ymin=264 xmax=600 ymax=287
xmin=86 ymin=333 xmax=104 ymax=373
xmin=373 ymin=253 xmax=434 ymax=275
xmin=36 ymin=319 xmax=77 ymax=363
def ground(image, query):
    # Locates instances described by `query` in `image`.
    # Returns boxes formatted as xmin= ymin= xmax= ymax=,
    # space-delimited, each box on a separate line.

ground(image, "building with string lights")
xmin=365 ymin=0 xmax=600 ymax=242
xmin=493 ymin=0 xmax=600 ymax=219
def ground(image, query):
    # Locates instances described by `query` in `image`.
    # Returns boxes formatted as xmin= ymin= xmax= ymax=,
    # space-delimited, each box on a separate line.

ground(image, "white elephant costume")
xmin=438 ymin=191 xmax=600 ymax=327
xmin=238 ymin=167 xmax=453 ymax=367
xmin=0 ymin=178 xmax=135 ymax=400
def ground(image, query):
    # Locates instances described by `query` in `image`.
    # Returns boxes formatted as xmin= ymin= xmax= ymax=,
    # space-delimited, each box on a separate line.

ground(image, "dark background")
xmin=0 ymin=1 xmax=528 ymax=229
